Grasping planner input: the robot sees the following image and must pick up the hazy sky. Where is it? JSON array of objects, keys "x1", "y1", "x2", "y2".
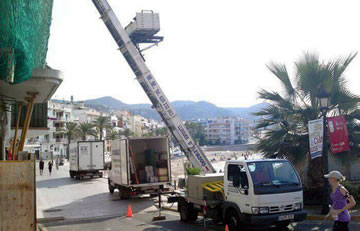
[{"x1": 47, "y1": 0, "x2": 360, "y2": 108}]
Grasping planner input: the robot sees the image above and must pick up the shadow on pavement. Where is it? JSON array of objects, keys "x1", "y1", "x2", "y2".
[
  {"x1": 40, "y1": 192, "x2": 156, "y2": 220},
  {"x1": 36, "y1": 177, "x2": 96, "y2": 188}
]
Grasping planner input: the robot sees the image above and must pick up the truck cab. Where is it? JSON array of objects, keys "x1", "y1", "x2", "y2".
[
  {"x1": 223, "y1": 159, "x2": 307, "y2": 229},
  {"x1": 175, "y1": 159, "x2": 307, "y2": 230}
]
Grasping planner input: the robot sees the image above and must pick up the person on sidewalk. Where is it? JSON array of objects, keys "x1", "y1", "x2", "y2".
[
  {"x1": 324, "y1": 171, "x2": 356, "y2": 231},
  {"x1": 48, "y1": 161, "x2": 53, "y2": 176},
  {"x1": 55, "y1": 157, "x2": 59, "y2": 170},
  {"x1": 39, "y1": 159, "x2": 45, "y2": 175}
]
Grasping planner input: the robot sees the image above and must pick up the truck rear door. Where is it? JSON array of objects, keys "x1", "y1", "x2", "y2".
[
  {"x1": 78, "y1": 142, "x2": 91, "y2": 171},
  {"x1": 91, "y1": 142, "x2": 104, "y2": 170},
  {"x1": 120, "y1": 139, "x2": 129, "y2": 185}
]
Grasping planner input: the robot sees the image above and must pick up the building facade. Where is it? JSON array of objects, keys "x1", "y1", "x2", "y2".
[{"x1": 204, "y1": 117, "x2": 251, "y2": 145}]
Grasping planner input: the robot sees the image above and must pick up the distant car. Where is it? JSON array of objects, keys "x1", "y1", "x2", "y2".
[{"x1": 59, "y1": 159, "x2": 64, "y2": 166}]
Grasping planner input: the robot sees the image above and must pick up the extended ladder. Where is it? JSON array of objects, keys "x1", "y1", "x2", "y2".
[{"x1": 92, "y1": 0, "x2": 216, "y2": 173}]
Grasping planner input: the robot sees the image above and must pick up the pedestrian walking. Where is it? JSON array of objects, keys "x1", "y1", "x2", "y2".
[
  {"x1": 48, "y1": 161, "x2": 53, "y2": 175},
  {"x1": 39, "y1": 159, "x2": 44, "y2": 175},
  {"x1": 56, "y1": 157, "x2": 59, "y2": 170},
  {"x1": 324, "y1": 171, "x2": 356, "y2": 231}
]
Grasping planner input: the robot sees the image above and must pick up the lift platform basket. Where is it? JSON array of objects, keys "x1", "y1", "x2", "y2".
[{"x1": 125, "y1": 11, "x2": 160, "y2": 44}]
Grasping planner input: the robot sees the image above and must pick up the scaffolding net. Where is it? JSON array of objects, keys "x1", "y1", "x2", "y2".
[{"x1": 0, "y1": 0, "x2": 54, "y2": 84}]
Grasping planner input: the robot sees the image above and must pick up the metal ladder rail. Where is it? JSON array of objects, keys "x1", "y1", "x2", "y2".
[{"x1": 92, "y1": 0, "x2": 216, "y2": 173}]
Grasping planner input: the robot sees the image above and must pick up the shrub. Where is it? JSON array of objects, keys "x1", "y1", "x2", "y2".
[
  {"x1": 342, "y1": 181, "x2": 360, "y2": 202},
  {"x1": 186, "y1": 167, "x2": 201, "y2": 176}
]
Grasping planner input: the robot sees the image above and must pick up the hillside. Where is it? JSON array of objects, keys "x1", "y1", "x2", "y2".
[{"x1": 80, "y1": 96, "x2": 267, "y2": 121}]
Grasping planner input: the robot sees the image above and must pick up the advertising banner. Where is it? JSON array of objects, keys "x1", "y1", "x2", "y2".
[
  {"x1": 327, "y1": 116, "x2": 350, "y2": 154},
  {"x1": 308, "y1": 118, "x2": 323, "y2": 159}
]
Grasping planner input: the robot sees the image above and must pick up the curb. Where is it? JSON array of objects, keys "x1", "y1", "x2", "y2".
[
  {"x1": 37, "y1": 217, "x2": 65, "y2": 223},
  {"x1": 38, "y1": 224, "x2": 48, "y2": 231},
  {"x1": 307, "y1": 215, "x2": 360, "y2": 221},
  {"x1": 160, "y1": 206, "x2": 360, "y2": 221}
]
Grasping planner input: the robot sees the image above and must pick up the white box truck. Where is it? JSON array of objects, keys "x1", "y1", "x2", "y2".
[
  {"x1": 168, "y1": 159, "x2": 307, "y2": 230},
  {"x1": 69, "y1": 141, "x2": 105, "y2": 180},
  {"x1": 108, "y1": 136, "x2": 171, "y2": 199}
]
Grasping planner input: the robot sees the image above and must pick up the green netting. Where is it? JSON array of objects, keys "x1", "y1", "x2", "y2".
[{"x1": 0, "y1": 0, "x2": 54, "y2": 84}]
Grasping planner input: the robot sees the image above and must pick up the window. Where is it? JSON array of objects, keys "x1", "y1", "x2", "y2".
[
  {"x1": 248, "y1": 161, "x2": 300, "y2": 187},
  {"x1": 227, "y1": 164, "x2": 249, "y2": 189}
]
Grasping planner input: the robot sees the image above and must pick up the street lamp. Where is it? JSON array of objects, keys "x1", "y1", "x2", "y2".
[{"x1": 317, "y1": 86, "x2": 331, "y2": 214}]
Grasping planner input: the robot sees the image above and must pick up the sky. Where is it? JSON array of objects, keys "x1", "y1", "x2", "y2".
[{"x1": 47, "y1": 0, "x2": 360, "y2": 108}]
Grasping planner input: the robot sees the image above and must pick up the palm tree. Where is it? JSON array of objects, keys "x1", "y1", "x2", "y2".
[
  {"x1": 107, "y1": 130, "x2": 119, "y2": 141},
  {"x1": 77, "y1": 122, "x2": 97, "y2": 141},
  {"x1": 62, "y1": 122, "x2": 78, "y2": 160},
  {"x1": 94, "y1": 116, "x2": 111, "y2": 141},
  {"x1": 254, "y1": 52, "x2": 360, "y2": 188}
]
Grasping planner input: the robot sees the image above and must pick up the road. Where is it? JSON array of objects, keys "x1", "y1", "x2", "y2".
[{"x1": 37, "y1": 162, "x2": 360, "y2": 231}]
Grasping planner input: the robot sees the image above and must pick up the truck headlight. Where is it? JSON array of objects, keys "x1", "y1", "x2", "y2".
[
  {"x1": 294, "y1": 203, "x2": 302, "y2": 210},
  {"x1": 252, "y1": 207, "x2": 259, "y2": 214},
  {"x1": 252, "y1": 207, "x2": 269, "y2": 214}
]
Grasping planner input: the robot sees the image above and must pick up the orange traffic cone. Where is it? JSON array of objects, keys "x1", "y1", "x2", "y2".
[
  {"x1": 126, "y1": 204, "x2": 133, "y2": 218},
  {"x1": 225, "y1": 224, "x2": 229, "y2": 231}
]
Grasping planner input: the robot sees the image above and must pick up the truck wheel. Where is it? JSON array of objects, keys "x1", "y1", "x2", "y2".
[
  {"x1": 69, "y1": 171, "x2": 73, "y2": 178},
  {"x1": 108, "y1": 180, "x2": 115, "y2": 194},
  {"x1": 179, "y1": 201, "x2": 198, "y2": 223},
  {"x1": 75, "y1": 175, "x2": 80, "y2": 180},
  {"x1": 225, "y1": 210, "x2": 241, "y2": 231}
]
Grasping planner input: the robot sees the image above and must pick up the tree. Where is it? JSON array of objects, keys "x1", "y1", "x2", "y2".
[
  {"x1": 62, "y1": 122, "x2": 78, "y2": 160},
  {"x1": 254, "y1": 52, "x2": 360, "y2": 188},
  {"x1": 94, "y1": 116, "x2": 111, "y2": 141},
  {"x1": 185, "y1": 122, "x2": 208, "y2": 145},
  {"x1": 154, "y1": 127, "x2": 167, "y2": 136},
  {"x1": 77, "y1": 122, "x2": 97, "y2": 141},
  {"x1": 106, "y1": 129, "x2": 119, "y2": 141},
  {"x1": 119, "y1": 128, "x2": 135, "y2": 138}
]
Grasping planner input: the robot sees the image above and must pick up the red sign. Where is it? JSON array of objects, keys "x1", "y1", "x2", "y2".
[{"x1": 327, "y1": 116, "x2": 350, "y2": 154}]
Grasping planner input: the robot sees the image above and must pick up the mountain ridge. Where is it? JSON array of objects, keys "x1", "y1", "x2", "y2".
[{"x1": 80, "y1": 96, "x2": 267, "y2": 120}]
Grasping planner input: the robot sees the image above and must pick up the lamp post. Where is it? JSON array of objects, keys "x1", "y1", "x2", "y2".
[{"x1": 317, "y1": 87, "x2": 331, "y2": 215}]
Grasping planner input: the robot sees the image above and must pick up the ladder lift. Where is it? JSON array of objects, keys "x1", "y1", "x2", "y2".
[{"x1": 91, "y1": 0, "x2": 216, "y2": 173}]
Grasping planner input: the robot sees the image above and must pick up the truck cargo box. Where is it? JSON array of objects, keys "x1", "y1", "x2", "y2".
[
  {"x1": 69, "y1": 141, "x2": 105, "y2": 178},
  {"x1": 110, "y1": 136, "x2": 171, "y2": 187}
]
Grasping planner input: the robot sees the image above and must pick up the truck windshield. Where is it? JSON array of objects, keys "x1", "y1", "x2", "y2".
[{"x1": 247, "y1": 161, "x2": 300, "y2": 187}]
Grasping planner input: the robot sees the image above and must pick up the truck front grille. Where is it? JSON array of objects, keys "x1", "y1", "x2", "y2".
[{"x1": 269, "y1": 204, "x2": 293, "y2": 213}]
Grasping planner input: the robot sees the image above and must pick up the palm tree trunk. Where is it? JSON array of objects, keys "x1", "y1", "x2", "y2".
[
  {"x1": 100, "y1": 128, "x2": 103, "y2": 141},
  {"x1": 67, "y1": 135, "x2": 71, "y2": 160}
]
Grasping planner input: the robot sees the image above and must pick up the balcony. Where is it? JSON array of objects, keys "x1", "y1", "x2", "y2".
[
  {"x1": 55, "y1": 138, "x2": 67, "y2": 143},
  {"x1": 55, "y1": 127, "x2": 65, "y2": 133}
]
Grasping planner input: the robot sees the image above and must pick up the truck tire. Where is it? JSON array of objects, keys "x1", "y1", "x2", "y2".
[
  {"x1": 179, "y1": 201, "x2": 198, "y2": 223},
  {"x1": 119, "y1": 187, "x2": 130, "y2": 200},
  {"x1": 108, "y1": 180, "x2": 115, "y2": 194},
  {"x1": 75, "y1": 175, "x2": 80, "y2": 180},
  {"x1": 69, "y1": 171, "x2": 74, "y2": 178},
  {"x1": 225, "y1": 209, "x2": 241, "y2": 231}
]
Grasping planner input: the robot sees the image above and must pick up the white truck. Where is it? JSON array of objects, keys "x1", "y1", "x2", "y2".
[
  {"x1": 108, "y1": 137, "x2": 171, "y2": 199},
  {"x1": 69, "y1": 141, "x2": 105, "y2": 180},
  {"x1": 91, "y1": 1, "x2": 307, "y2": 229},
  {"x1": 169, "y1": 159, "x2": 307, "y2": 230}
]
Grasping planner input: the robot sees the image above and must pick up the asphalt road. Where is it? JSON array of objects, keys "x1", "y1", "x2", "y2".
[{"x1": 37, "y1": 161, "x2": 360, "y2": 231}]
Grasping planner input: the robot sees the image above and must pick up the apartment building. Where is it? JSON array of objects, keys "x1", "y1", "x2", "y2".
[{"x1": 205, "y1": 117, "x2": 251, "y2": 145}]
